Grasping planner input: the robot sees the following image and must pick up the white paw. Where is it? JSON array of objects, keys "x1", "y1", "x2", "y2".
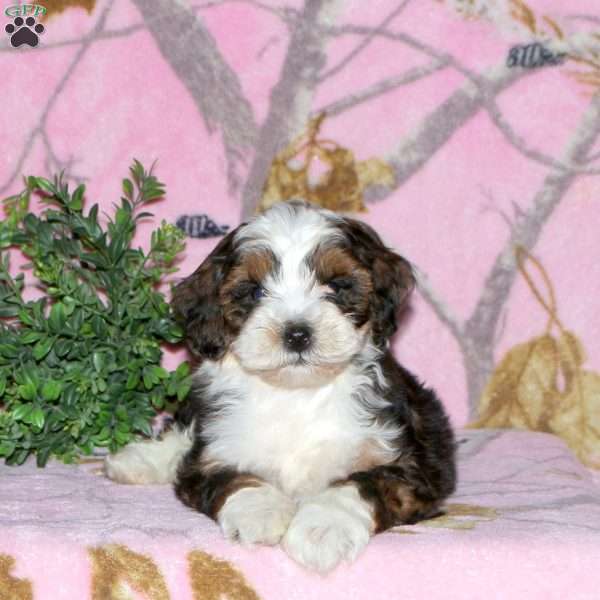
[
  {"x1": 218, "y1": 485, "x2": 297, "y2": 547},
  {"x1": 282, "y1": 485, "x2": 373, "y2": 573},
  {"x1": 104, "y1": 428, "x2": 192, "y2": 485},
  {"x1": 104, "y1": 444, "x2": 164, "y2": 485}
]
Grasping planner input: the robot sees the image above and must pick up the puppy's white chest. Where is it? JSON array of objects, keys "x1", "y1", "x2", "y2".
[{"x1": 202, "y1": 372, "x2": 385, "y2": 497}]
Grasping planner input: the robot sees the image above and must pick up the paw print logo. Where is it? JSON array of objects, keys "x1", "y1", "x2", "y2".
[{"x1": 5, "y1": 16, "x2": 45, "y2": 48}]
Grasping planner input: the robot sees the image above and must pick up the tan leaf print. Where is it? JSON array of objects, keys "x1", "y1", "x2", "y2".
[
  {"x1": 423, "y1": 504, "x2": 499, "y2": 530},
  {"x1": 0, "y1": 555, "x2": 33, "y2": 600},
  {"x1": 541, "y1": 15, "x2": 564, "y2": 40},
  {"x1": 549, "y1": 369, "x2": 600, "y2": 469},
  {"x1": 471, "y1": 334, "x2": 561, "y2": 430},
  {"x1": 259, "y1": 113, "x2": 395, "y2": 213},
  {"x1": 393, "y1": 504, "x2": 499, "y2": 532},
  {"x1": 471, "y1": 247, "x2": 600, "y2": 469},
  {"x1": 89, "y1": 545, "x2": 170, "y2": 600},
  {"x1": 188, "y1": 550, "x2": 261, "y2": 600},
  {"x1": 40, "y1": 0, "x2": 96, "y2": 20},
  {"x1": 509, "y1": 0, "x2": 537, "y2": 33}
]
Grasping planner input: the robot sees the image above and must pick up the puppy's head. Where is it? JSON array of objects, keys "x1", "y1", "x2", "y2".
[{"x1": 172, "y1": 202, "x2": 414, "y2": 386}]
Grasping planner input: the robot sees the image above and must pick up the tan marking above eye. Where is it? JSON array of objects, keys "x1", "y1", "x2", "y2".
[
  {"x1": 243, "y1": 249, "x2": 276, "y2": 281},
  {"x1": 312, "y1": 246, "x2": 372, "y2": 292},
  {"x1": 221, "y1": 249, "x2": 276, "y2": 300}
]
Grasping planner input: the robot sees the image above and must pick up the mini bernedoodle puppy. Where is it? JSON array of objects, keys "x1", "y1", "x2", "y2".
[{"x1": 105, "y1": 201, "x2": 456, "y2": 573}]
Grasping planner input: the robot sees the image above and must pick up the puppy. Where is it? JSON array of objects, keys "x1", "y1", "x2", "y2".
[{"x1": 105, "y1": 201, "x2": 456, "y2": 573}]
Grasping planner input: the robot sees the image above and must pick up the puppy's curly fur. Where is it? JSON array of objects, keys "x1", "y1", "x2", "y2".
[{"x1": 105, "y1": 202, "x2": 456, "y2": 572}]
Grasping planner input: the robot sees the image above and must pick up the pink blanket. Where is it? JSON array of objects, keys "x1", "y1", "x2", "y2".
[{"x1": 2, "y1": 429, "x2": 599, "y2": 599}]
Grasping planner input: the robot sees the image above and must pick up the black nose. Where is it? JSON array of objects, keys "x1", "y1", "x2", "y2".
[{"x1": 283, "y1": 323, "x2": 312, "y2": 353}]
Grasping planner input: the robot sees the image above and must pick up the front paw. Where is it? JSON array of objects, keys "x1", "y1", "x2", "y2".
[
  {"x1": 282, "y1": 486, "x2": 373, "y2": 573},
  {"x1": 218, "y1": 485, "x2": 296, "y2": 546}
]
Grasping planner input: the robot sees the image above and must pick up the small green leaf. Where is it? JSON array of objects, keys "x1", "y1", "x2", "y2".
[
  {"x1": 93, "y1": 426, "x2": 111, "y2": 443},
  {"x1": 166, "y1": 379, "x2": 177, "y2": 396},
  {"x1": 122, "y1": 178, "x2": 134, "y2": 199},
  {"x1": 31, "y1": 300, "x2": 44, "y2": 321},
  {"x1": 152, "y1": 366, "x2": 168, "y2": 380},
  {"x1": 36, "y1": 447, "x2": 51, "y2": 467},
  {"x1": 134, "y1": 211, "x2": 153, "y2": 222},
  {"x1": 142, "y1": 369, "x2": 154, "y2": 390},
  {"x1": 20, "y1": 331, "x2": 43, "y2": 344},
  {"x1": 0, "y1": 344, "x2": 19, "y2": 358},
  {"x1": 0, "y1": 228, "x2": 13, "y2": 249},
  {"x1": 17, "y1": 381, "x2": 36, "y2": 401},
  {"x1": 131, "y1": 414, "x2": 153, "y2": 437},
  {"x1": 177, "y1": 381, "x2": 191, "y2": 402},
  {"x1": 0, "y1": 441, "x2": 16, "y2": 458},
  {"x1": 175, "y1": 362, "x2": 190, "y2": 379},
  {"x1": 114, "y1": 429, "x2": 130, "y2": 446},
  {"x1": 18, "y1": 308, "x2": 35, "y2": 326},
  {"x1": 80, "y1": 253, "x2": 108, "y2": 269},
  {"x1": 88, "y1": 203, "x2": 99, "y2": 225},
  {"x1": 54, "y1": 338, "x2": 71, "y2": 357},
  {"x1": 115, "y1": 405, "x2": 128, "y2": 421},
  {"x1": 63, "y1": 296, "x2": 76, "y2": 316},
  {"x1": 12, "y1": 404, "x2": 32, "y2": 421},
  {"x1": 48, "y1": 302, "x2": 66, "y2": 331},
  {"x1": 114, "y1": 207, "x2": 131, "y2": 229},
  {"x1": 126, "y1": 371, "x2": 140, "y2": 390},
  {"x1": 130, "y1": 159, "x2": 145, "y2": 186},
  {"x1": 41, "y1": 380, "x2": 62, "y2": 401},
  {"x1": 163, "y1": 324, "x2": 184, "y2": 343},
  {"x1": 30, "y1": 407, "x2": 45, "y2": 429},
  {"x1": 92, "y1": 351, "x2": 105, "y2": 373},
  {"x1": 11, "y1": 449, "x2": 30, "y2": 466},
  {"x1": 69, "y1": 185, "x2": 84, "y2": 211},
  {"x1": 32, "y1": 338, "x2": 53, "y2": 360},
  {"x1": 62, "y1": 383, "x2": 78, "y2": 406},
  {"x1": 21, "y1": 363, "x2": 39, "y2": 387},
  {"x1": 151, "y1": 392, "x2": 164, "y2": 410},
  {"x1": 34, "y1": 177, "x2": 56, "y2": 195}
]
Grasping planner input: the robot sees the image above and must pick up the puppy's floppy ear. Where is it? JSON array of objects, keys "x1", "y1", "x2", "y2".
[
  {"x1": 171, "y1": 226, "x2": 242, "y2": 360},
  {"x1": 340, "y1": 218, "x2": 415, "y2": 347}
]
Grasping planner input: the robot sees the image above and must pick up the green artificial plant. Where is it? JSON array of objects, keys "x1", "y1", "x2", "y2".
[{"x1": 0, "y1": 160, "x2": 191, "y2": 466}]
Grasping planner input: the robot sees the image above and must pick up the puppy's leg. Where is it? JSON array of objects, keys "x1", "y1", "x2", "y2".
[
  {"x1": 104, "y1": 426, "x2": 192, "y2": 485},
  {"x1": 282, "y1": 485, "x2": 374, "y2": 573},
  {"x1": 283, "y1": 466, "x2": 443, "y2": 573},
  {"x1": 175, "y1": 445, "x2": 296, "y2": 546},
  {"x1": 346, "y1": 465, "x2": 445, "y2": 530}
]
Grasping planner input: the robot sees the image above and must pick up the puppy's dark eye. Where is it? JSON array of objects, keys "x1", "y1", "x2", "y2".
[
  {"x1": 231, "y1": 282, "x2": 265, "y2": 301},
  {"x1": 327, "y1": 277, "x2": 354, "y2": 294},
  {"x1": 252, "y1": 286, "x2": 265, "y2": 300}
]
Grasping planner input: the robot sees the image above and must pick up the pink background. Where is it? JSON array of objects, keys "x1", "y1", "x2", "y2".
[{"x1": 1, "y1": 0, "x2": 600, "y2": 426}]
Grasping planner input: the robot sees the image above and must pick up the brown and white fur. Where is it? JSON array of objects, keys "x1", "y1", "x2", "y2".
[{"x1": 104, "y1": 201, "x2": 456, "y2": 573}]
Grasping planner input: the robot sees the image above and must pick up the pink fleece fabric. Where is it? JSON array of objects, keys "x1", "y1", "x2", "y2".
[{"x1": 2, "y1": 430, "x2": 599, "y2": 599}]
